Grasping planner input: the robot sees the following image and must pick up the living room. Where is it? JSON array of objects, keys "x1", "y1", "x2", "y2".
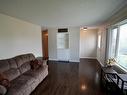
[{"x1": 0, "y1": 0, "x2": 127, "y2": 95}]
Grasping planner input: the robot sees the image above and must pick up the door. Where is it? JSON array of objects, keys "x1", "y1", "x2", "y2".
[{"x1": 42, "y1": 30, "x2": 49, "y2": 60}]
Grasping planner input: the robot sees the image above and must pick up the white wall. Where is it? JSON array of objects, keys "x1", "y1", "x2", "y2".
[
  {"x1": 48, "y1": 28, "x2": 57, "y2": 60},
  {"x1": 0, "y1": 13, "x2": 42, "y2": 59},
  {"x1": 48, "y1": 27, "x2": 80, "y2": 62},
  {"x1": 80, "y1": 29, "x2": 98, "y2": 58},
  {"x1": 69, "y1": 27, "x2": 80, "y2": 62}
]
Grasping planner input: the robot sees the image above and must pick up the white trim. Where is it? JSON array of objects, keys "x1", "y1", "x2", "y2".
[
  {"x1": 49, "y1": 58, "x2": 58, "y2": 61},
  {"x1": 57, "y1": 58, "x2": 70, "y2": 61},
  {"x1": 69, "y1": 59, "x2": 80, "y2": 63},
  {"x1": 80, "y1": 57, "x2": 97, "y2": 59},
  {"x1": 49, "y1": 58, "x2": 80, "y2": 63}
]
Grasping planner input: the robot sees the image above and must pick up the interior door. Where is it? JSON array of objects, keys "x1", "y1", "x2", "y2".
[{"x1": 42, "y1": 30, "x2": 49, "y2": 60}]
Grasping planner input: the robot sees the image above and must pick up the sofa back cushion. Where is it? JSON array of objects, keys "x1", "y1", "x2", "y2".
[
  {"x1": 7, "y1": 58, "x2": 18, "y2": 69},
  {"x1": 14, "y1": 53, "x2": 35, "y2": 68},
  {"x1": 0, "y1": 60, "x2": 10, "y2": 73},
  {"x1": 3, "y1": 68, "x2": 20, "y2": 81},
  {"x1": 0, "y1": 58, "x2": 18, "y2": 73},
  {"x1": 29, "y1": 54, "x2": 36, "y2": 61},
  {"x1": 19, "y1": 62, "x2": 31, "y2": 74},
  {"x1": 0, "y1": 58, "x2": 20, "y2": 81}
]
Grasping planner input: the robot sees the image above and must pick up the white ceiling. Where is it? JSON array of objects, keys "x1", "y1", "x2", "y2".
[{"x1": 0, "y1": 0, "x2": 126, "y2": 28}]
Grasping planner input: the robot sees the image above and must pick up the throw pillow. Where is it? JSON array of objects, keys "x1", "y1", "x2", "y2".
[
  {"x1": 37, "y1": 59, "x2": 43, "y2": 65},
  {"x1": 30, "y1": 59, "x2": 40, "y2": 70},
  {"x1": 0, "y1": 73, "x2": 10, "y2": 88}
]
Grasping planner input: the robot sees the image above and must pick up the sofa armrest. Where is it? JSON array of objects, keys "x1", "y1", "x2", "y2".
[
  {"x1": 0, "y1": 85, "x2": 7, "y2": 95},
  {"x1": 36, "y1": 57, "x2": 47, "y2": 66}
]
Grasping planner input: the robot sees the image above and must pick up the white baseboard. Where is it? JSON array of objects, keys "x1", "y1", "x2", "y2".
[
  {"x1": 80, "y1": 57, "x2": 97, "y2": 59},
  {"x1": 69, "y1": 59, "x2": 80, "y2": 63},
  {"x1": 49, "y1": 58, "x2": 58, "y2": 61},
  {"x1": 49, "y1": 58, "x2": 80, "y2": 63}
]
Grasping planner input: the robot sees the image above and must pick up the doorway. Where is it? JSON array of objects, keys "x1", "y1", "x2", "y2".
[{"x1": 42, "y1": 29, "x2": 49, "y2": 60}]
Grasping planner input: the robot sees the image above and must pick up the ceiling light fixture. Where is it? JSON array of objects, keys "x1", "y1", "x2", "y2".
[{"x1": 83, "y1": 27, "x2": 87, "y2": 30}]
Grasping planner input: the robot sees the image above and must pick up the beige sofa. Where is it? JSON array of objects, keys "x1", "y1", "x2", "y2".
[{"x1": 0, "y1": 53, "x2": 48, "y2": 95}]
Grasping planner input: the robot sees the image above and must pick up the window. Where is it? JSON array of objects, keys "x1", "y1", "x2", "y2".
[
  {"x1": 98, "y1": 34, "x2": 101, "y2": 48},
  {"x1": 109, "y1": 20, "x2": 127, "y2": 69},
  {"x1": 117, "y1": 23, "x2": 127, "y2": 68}
]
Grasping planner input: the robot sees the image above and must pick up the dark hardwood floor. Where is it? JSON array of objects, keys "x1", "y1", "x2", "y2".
[{"x1": 31, "y1": 59, "x2": 106, "y2": 95}]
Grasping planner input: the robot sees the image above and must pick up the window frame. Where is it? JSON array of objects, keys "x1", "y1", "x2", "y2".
[{"x1": 98, "y1": 34, "x2": 101, "y2": 49}]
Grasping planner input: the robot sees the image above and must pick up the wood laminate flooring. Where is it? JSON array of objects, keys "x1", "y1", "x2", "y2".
[{"x1": 31, "y1": 59, "x2": 106, "y2": 95}]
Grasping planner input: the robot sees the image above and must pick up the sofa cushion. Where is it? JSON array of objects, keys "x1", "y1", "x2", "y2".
[
  {"x1": 14, "y1": 56, "x2": 23, "y2": 68},
  {"x1": 20, "y1": 55, "x2": 30, "y2": 63},
  {"x1": 23, "y1": 69, "x2": 41, "y2": 79},
  {"x1": 23, "y1": 65, "x2": 48, "y2": 80},
  {"x1": 14, "y1": 53, "x2": 35, "y2": 68},
  {"x1": 6, "y1": 75, "x2": 35, "y2": 95},
  {"x1": 7, "y1": 58, "x2": 17, "y2": 69},
  {"x1": 3, "y1": 68, "x2": 20, "y2": 81},
  {"x1": 19, "y1": 53, "x2": 35, "y2": 63},
  {"x1": 11, "y1": 75, "x2": 35, "y2": 87},
  {"x1": 29, "y1": 54, "x2": 35, "y2": 61},
  {"x1": 0, "y1": 60, "x2": 10, "y2": 73},
  {"x1": 19, "y1": 62, "x2": 31, "y2": 74}
]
